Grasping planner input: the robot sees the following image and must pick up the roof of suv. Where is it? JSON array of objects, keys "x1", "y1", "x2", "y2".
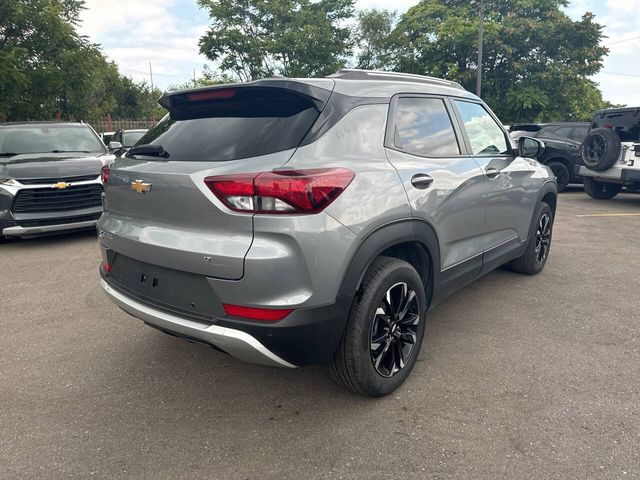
[{"x1": 161, "y1": 69, "x2": 479, "y2": 107}]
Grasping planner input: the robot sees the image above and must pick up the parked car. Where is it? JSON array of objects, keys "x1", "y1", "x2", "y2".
[
  {"x1": 579, "y1": 107, "x2": 640, "y2": 199},
  {"x1": 98, "y1": 69, "x2": 557, "y2": 397},
  {"x1": 509, "y1": 122, "x2": 590, "y2": 192},
  {"x1": 509, "y1": 122, "x2": 590, "y2": 143},
  {"x1": 108, "y1": 128, "x2": 148, "y2": 153},
  {"x1": 0, "y1": 121, "x2": 114, "y2": 240}
]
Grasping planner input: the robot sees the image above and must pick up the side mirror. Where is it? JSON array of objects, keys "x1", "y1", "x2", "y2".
[
  {"x1": 108, "y1": 141, "x2": 124, "y2": 156},
  {"x1": 518, "y1": 136, "x2": 545, "y2": 158}
]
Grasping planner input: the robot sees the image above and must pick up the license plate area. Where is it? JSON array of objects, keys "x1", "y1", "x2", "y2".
[{"x1": 109, "y1": 254, "x2": 224, "y2": 321}]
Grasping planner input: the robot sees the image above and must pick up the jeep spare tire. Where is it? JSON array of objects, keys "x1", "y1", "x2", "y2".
[{"x1": 581, "y1": 128, "x2": 621, "y2": 172}]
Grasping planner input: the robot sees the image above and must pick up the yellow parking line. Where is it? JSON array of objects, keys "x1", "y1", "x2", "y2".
[{"x1": 576, "y1": 213, "x2": 640, "y2": 217}]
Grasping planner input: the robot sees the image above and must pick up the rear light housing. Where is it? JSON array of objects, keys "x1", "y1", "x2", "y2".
[
  {"x1": 204, "y1": 168, "x2": 355, "y2": 214},
  {"x1": 101, "y1": 165, "x2": 110, "y2": 184},
  {"x1": 223, "y1": 304, "x2": 293, "y2": 321},
  {"x1": 187, "y1": 88, "x2": 237, "y2": 102}
]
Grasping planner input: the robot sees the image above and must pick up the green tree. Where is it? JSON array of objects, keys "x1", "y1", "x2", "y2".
[
  {"x1": 355, "y1": 9, "x2": 398, "y2": 70},
  {"x1": 197, "y1": 0, "x2": 355, "y2": 81},
  {"x1": 0, "y1": 0, "x2": 164, "y2": 121},
  {"x1": 369, "y1": 0, "x2": 610, "y2": 122}
]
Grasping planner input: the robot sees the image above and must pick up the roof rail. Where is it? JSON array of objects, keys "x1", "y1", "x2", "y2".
[{"x1": 329, "y1": 69, "x2": 464, "y2": 90}]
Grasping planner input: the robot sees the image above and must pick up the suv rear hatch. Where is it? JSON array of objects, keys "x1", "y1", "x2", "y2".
[{"x1": 99, "y1": 80, "x2": 334, "y2": 281}]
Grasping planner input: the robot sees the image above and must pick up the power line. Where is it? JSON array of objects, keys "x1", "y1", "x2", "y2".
[
  {"x1": 606, "y1": 35, "x2": 640, "y2": 46},
  {"x1": 600, "y1": 71, "x2": 640, "y2": 78}
]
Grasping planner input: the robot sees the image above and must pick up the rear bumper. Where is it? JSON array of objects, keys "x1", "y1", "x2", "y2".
[
  {"x1": 579, "y1": 165, "x2": 640, "y2": 183},
  {"x1": 101, "y1": 279, "x2": 296, "y2": 367},
  {"x1": 100, "y1": 276, "x2": 353, "y2": 367}
]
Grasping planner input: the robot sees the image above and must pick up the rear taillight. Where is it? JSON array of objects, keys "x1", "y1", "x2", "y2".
[
  {"x1": 204, "y1": 168, "x2": 355, "y2": 214},
  {"x1": 101, "y1": 165, "x2": 110, "y2": 184},
  {"x1": 223, "y1": 304, "x2": 293, "y2": 321}
]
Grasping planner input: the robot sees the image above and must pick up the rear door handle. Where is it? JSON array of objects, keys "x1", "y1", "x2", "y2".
[
  {"x1": 485, "y1": 167, "x2": 501, "y2": 179},
  {"x1": 411, "y1": 173, "x2": 434, "y2": 189}
]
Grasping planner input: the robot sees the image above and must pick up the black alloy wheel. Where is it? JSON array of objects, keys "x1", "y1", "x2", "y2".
[
  {"x1": 369, "y1": 282, "x2": 420, "y2": 377},
  {"x1": 534, "y1": 213, "x2": 552, "y2": 265}
]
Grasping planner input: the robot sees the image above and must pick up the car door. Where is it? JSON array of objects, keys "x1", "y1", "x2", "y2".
[
  {"x1": 384, "y1": 95, "x2": 487, "y2": 278},
  {"x1": 450, "y1": 99, "x2": 539, "y2": 271}
]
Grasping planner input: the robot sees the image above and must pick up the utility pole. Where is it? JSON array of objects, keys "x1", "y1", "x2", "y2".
[
  {"x1": 476, "y1": 0, "x2": 484, "y2": 97},
  {"x1": 149, "y1": 62, "x2": 155, "y2": 123}
]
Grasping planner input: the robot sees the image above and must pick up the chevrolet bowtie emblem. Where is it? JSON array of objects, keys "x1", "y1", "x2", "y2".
[
  {"x1": 52, "y1": 181, "x2": 70, "y2": 189},
  {"x1": 131, "y1": 179, "x2": 152, "y2": 194}
]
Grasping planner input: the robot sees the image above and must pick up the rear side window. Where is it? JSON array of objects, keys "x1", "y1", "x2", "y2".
[
  {"x1": 454, "y1": 100, "x2": 510, "y2": 156},
  {"x1": 547, "y1": 125, "x2": 572, "y2": 138},
  {"x1": 570, "y1": 126, "x2": 589, "y2": 142},
  {"x1": 393, "y1": 97, "x2": 460, "y2": 156},
  {"x1": 137, "y1": 88, "x2": 320, "y2": 161}
]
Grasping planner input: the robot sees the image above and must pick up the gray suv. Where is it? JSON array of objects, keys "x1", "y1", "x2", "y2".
[{"x1": 98, "y1": 70, "x2": 557, "y2": 397}]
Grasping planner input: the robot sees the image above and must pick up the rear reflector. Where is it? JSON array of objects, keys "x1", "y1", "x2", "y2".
[
  {"x1": 223, "y1": 304, "x2": 293, "y2": 321},
  {"x1": 204, "y1": 168, "x2": 355, "y2": 214},
  {"x1": 102, "y1": 261, "x2": 112, "y2": 273}
]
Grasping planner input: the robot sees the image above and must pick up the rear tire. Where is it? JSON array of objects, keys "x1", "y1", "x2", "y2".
[
  {"x1": 330, "y1": 256, "x2": 427, "y2": 397},
  {"x1": 508, "y1": 202, "x2": 553, "y2": 275},
  {"x1": 547, "y1": 161, "x2": 570, "y2": 192},
  {"x1": 583, "y1": 177, "x2": 622, "y2": 200}
]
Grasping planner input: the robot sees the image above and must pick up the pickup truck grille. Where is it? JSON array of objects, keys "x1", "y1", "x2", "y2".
[{"x1": 12, "y1": 184, "x2": 103, "y2": 213}]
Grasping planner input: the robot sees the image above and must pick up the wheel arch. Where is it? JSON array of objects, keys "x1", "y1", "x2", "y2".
[
  {"x1": 529, "y1": 181, "x2": 558, "y2": 239},
  {"x1": 337, "y1": 220, "x2": 441, "y2": 309},
  {"x1": 544, "y1": 155, "x2": 573, "y2": 171}
]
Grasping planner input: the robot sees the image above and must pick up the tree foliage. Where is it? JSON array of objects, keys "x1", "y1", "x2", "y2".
[
  {"x1": 355, "y1": 9, "x2": 398, "y2": 70},
  {"x1": 198, "y1": 0, "x2": 355, "y2": 80},
  {"x1": 387, "y1": 0, "x2": 611, "y2": 121},
  {"x1": 0, "y1": 0, "x2": 160, "y2": 121},
  {"x1": 0, "y1": 0, "x2": 616, "y2": 124}
]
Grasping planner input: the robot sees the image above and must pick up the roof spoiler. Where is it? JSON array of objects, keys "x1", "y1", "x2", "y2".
[{"x1": 158, "y1": 78, "x2": 334, "y2": 112}]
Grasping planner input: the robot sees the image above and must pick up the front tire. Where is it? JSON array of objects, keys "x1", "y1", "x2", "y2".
[
  {"x1": 508, "y1": 202, "x2": 553, "y2": 275},
  {"x1": 547, "y1": 161, "x2": 570, "y2": 192},
  {"x1": 330, "y1": 257, "x2": 427, "y2": 397},
  {"x1": 583, "y1": 177, "x2": 622, "y2": 199}
]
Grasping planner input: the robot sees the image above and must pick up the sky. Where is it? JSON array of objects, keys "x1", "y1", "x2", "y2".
[{"x1": 78, "y1": 0, "x2": 640, "y2": 106}]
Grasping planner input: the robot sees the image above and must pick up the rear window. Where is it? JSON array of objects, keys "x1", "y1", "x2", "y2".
[
  {"x1": 393, "y1": 97, "x2": 460, "y2": 156},
  {"x1": 136, "y1": 88, "x2": 320, "y2": 161}
]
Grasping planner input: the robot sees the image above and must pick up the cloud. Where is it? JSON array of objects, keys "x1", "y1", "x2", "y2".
[
  {"x1": 79, "y1": 0, "x2": 640, "y2": 106},
  {"x1": 565, "y1": 0, "x2": 640, "y2": 106},
  {"x1": 78, "y1": 0, "x2": 209, "y2": 88}
]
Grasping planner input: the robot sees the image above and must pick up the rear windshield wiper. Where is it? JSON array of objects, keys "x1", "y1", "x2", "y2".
[
  {"x1": 0, "y1": 153, "x2": 18, "y2": 157},
  {"x1": 126, "y1": 144, "x2": 170, "y2": 158}
]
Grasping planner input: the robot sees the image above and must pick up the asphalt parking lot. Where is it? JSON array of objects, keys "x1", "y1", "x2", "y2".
[{"x1": 1, "y1": 190, "x2": 639, "y2": 479}]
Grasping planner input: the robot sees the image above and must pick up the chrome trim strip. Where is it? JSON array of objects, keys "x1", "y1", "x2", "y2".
[
  {"x1": 2, "y1": 219, "x2": 98, "y2": 236},
  {"x1": 100, "y1": 279, "x2": 296, "y2": 369}
]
